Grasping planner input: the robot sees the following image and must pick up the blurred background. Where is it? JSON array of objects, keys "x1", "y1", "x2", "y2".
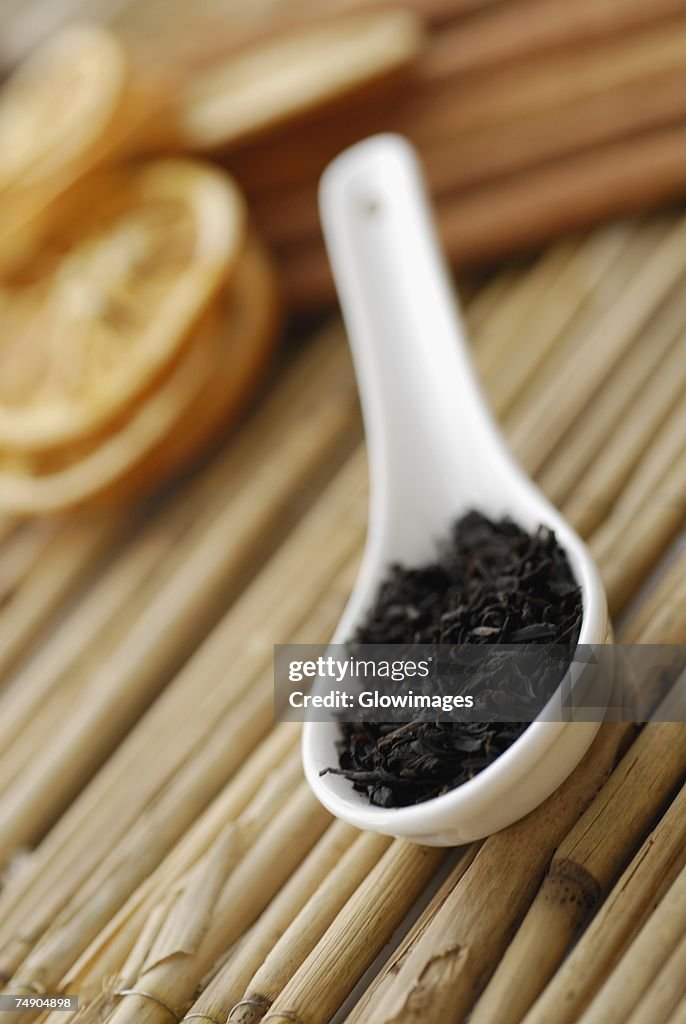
[{"x1": 5, "y1": 0, "x2": 686, "y2": 309}]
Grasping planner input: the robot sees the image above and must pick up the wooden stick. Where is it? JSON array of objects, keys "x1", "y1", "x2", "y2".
[
  {"x1": 281, "y1": 124, "x2": 686, "y2": 307},
  {"x1": 621, "y1": 554, "x2": 686, "y2": 646},
  {"x1": 187, "y1": 827, "x2": 388, "y2": 1023},
  {"x1": 483, "y1": 223, "x2": 633, "y2": 418},
  {"x1": 0, "y1": 329, "x2": 359, "y2": 865},
  {"x1": 0, "y1": 466, "x2": 365, "y2": 988},
  {"x1": 103, "y1": 783, "x2": 331, "y2": 1024},
  {"x1": 562, "y1": 340, "x2": 686, "y2": 536},
  {"x1": 232, "y1": 13, "x2": 686, "y2": 203},
  {"x1": 57, "y1": 725, "x2": 302, "y2": 1004},
  {"x1": 625, "y1": 931, "x2": 686, "y2": 1024},
  {"x1": 563, "y1": 337, "x2": 686, "y2": 536},
  {"x1": 257, "y1": 63, "x2": 686, "y2": 250},
  {"x1": 538, "y1": 257, "x2": 686, "y2": 504},
  {"x1": 0, "y1": 525, "x2": 175, "y2": 790},
  {"x1": 344, "y1": 844, "x2": 482, "y2": 1024},
  {"x1": 247, "y1": 841, "x2": 446, "y2": 1024},
  {"x1": 522, "y1": 781, "x2": 686, "y2": 1024},
  {"x1": 592, "y1": 438, "x2": 686, "y2": 615},
  {"x1": 0, "y1": 520, "x2": 57, "y2": 608},
  {"x1": 576, "y1": 861, "x2": 686, "y2": 1024},
  {"x1": 500, "y1": 217, "x2": 672, "y2": 436},
  {"x1": 470, "y1": 707, "x2": 686, "y2": 1024},
  {"x1": 412, "y1": 17, "x2": 686, "y2": 140},
  {"x1": 0, "y1": 517, "x2": 121, "y2": 681},
  {"x1": 425, "y1": 0, "x2": 686, "y2": 79},
  {"x1": 509, "y1": 214, "x2": 686, "y2": 473},
  {"x1": 340, "y1": 724, "x2": 627, "y2": 1024}
]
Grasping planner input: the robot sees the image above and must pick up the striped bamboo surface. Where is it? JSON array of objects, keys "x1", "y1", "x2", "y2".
[{"x1": 0, "y1": 211, "x2": 684, "y2": 1024}]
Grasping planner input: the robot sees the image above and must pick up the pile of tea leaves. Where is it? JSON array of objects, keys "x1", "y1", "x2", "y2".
[{"x1": 325, "y1": 511, "x2": 583, "y2": 807}]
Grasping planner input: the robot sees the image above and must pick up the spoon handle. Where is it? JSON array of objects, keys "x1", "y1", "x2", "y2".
[{"x1": 319, "y1": 134, "x2": 510, "y2": 552}]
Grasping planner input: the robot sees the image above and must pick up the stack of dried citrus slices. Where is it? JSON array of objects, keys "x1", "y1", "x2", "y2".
[
  {"x1": 0, "y1": 157, "x2": 279, "y2": 513},
  {"x1": 0, "y1": 27, "x2": 282, "y2": 514},
  {"x1": 0, "y1": 12, "x2": 423, "y2": 513}
]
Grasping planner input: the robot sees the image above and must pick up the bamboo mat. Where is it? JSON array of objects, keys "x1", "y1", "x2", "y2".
[{"x1": 0, "y1": 210, "x2": 684, "y2": 1024}]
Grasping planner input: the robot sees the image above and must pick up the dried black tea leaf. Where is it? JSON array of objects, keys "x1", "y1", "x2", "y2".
[{"x1": 324, "y1": 511, "x2": 583, "y2": 808}]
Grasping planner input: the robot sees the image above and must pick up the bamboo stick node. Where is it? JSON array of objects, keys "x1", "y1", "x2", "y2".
[
  {"x1": 116, "y1": 987, "x2": 182, "y2": 1021},
  {"x1": 228, "y1": 995, "x2": 272, "y2": 1023},
  {"x1": 542, "y1": 857, "x2": 603, "y2": 912}
]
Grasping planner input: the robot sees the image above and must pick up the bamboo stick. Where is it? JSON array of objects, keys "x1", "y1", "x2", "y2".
[
  {"x1": 470, "y1": 697, "x2": 686, "y2": 1024},
  {"x1": 8, "y1": 726, "x2": 304, "y2": 1024},
  {"x1": 344, "y1": 844, "x2": 482, "y2": 1024},
  {"x1": 621, "y1": 554, "x2": 686, "y2": 646},
  {"x1": 2, "y1": 216, "x2": 683, "y2": 1024},
  {"x1": 0, "y1": 520, "x2": 58, "y2": 607},
  {"x1": 0, "y1": 330, "x2": 359, "y2": 865},
  {"x1": 625, "y1": 932, "x2": 686, "y2": 1024},
  {"x1": 0, "y1": 516, "x2": 19, "y2": 550},
  {"x1": 483, "y1": 223, "x2": 633, "y2": 418},
  {"x1": 0, "y1": 526, "x2": 176, "y2": 791},
  {"x1": 595, "y1": 398, "x2": 686, "y2": 529},
  {"x1": 0, "y1": 517, "x2": 122, "y2": 681},
  {"x1": 0, "y1": 325, "x2": 353, "y2": 766},
  {"x1": 508, "y1": 214, "x2": 686, "y2": 473},
  {"x1": 538, "y1": 273, "x2": 686, "y2": 505},
  {"x1": 576, "y1": 861, "x2": 686, "y2": 1024},
  {"x1": 471, "y1": 238, "x2": 579, "y2": 380},
  {"x1": 187, "y1": 827, "x2": 388, "y2": 1024},
  {"x1": 666, "y1": 994, "x2": 686, "y2": 1024},
  {"x1": 101, "y1": 783, "x2": 331, "y2": 1024},
  {"x1": 592, "y1": 442, "x2": 686, "y2": 615},
  {"x1": 492, "y1": 218, "x2": 672, "y2": 437},
  {"x1": 22, "y1": 551, "x2": 357, "y2": 1007},
  {"x1": 522, "y1": 781, "x2": 686, "y2": 1024},
  {"x1": 245, "y1": 841, "x2": 446, "y2": 1024},
  {"x1": 56, "y1": 724, "x2": 303, "y2": 1006},
  {"x1": 564, "y1": 335, "x2": 686, "y2": 536},
  {"x1": 464, "y1": 264, "x2": 527, "y2": 336},
  {"x1": 0, "y1": 460, "x2": 366, "y2": 987},
  {"x1": 0, "y1": 335, "x2": 354, "y2": 905},
  {"x1": 341, "y1": 724, "x2": 628, "y2": 1024}
]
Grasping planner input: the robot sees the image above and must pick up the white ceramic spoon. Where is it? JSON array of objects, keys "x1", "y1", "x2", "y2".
[{"x1": 302, "y1": 134, "x2": 609, "y2": 845}]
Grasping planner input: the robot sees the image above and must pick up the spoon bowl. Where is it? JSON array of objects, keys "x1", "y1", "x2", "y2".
[{"x1": 302, "y1": 134, "x2": 610, "y2": 845}]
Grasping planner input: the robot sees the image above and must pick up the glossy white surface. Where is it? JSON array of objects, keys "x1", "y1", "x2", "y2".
[{"x1": 302, "y1": 135, "x2": 610, "y2": 844}]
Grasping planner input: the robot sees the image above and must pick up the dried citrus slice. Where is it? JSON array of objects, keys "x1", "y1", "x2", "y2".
[
  {"x1": 0, "y1": 159, "x2": 246, "y2": 450},
  {"x1": 170, "y1": 9, "x2": 423, "y2": 151},
  {"x1": 0, "y1": 24, "x2": 130, "y2": 192},
  {"x1": 0, "y1": 234, "x2": 280, "y2": 513},
  {"x1": 119, "y1": 233, "x2": 281, "y2": 500}
]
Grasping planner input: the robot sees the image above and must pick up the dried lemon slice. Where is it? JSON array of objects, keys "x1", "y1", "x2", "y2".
[
  {"x1": 0, "y1": 159, "x2": 246, "y2": 450},
  {"x1": 0, "y1": 24, "x2": 130, "y2": 193},
  {"x1": 171, "y1": 9, "x2": 423, "y2": 151},
  {"x1": 0, "y1": 234, "x2": 280, "y2": 513}
]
